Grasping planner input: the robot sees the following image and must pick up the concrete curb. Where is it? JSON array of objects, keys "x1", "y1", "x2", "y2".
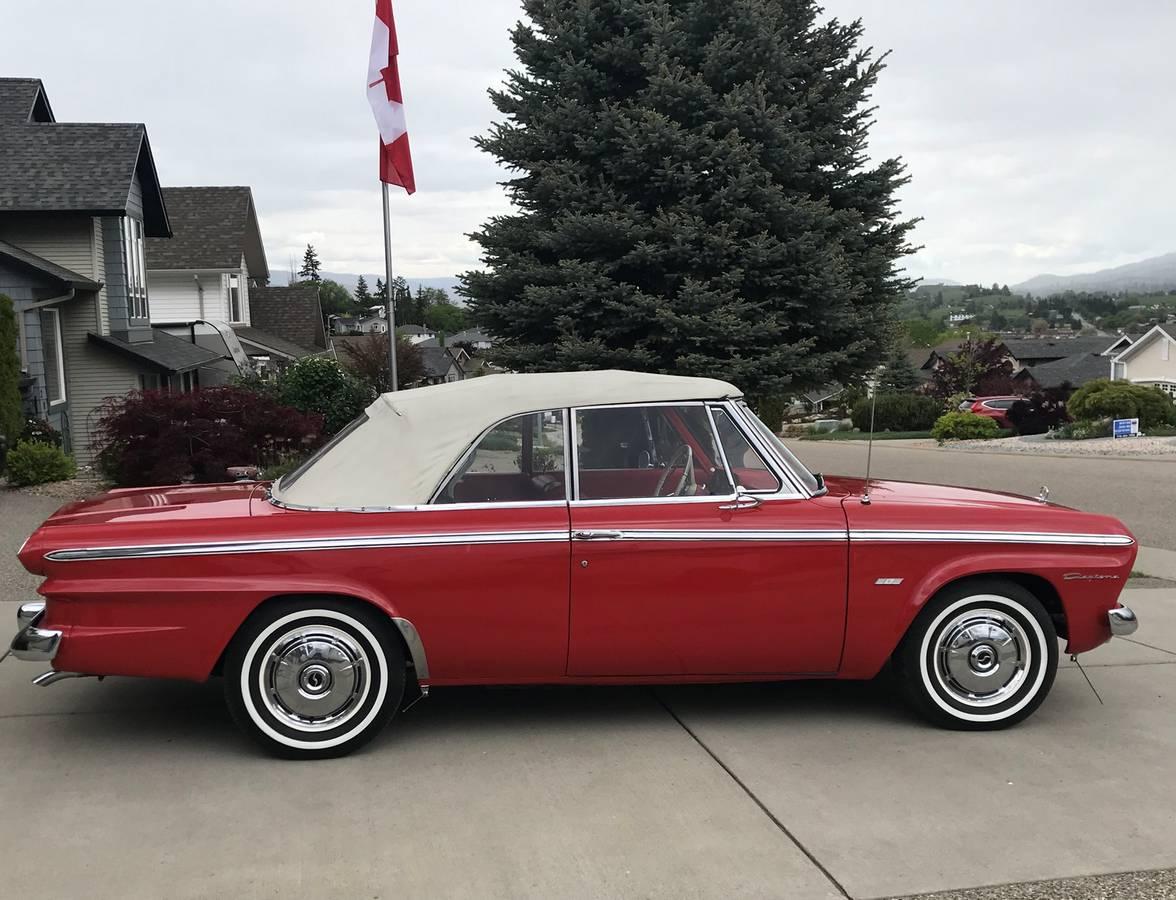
[{"x1": 1136, "y1": 546, "x2": 1176, "y2": 581}]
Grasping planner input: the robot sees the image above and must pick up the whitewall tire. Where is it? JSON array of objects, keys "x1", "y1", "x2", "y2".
[
  {"x1": 224, "y1": 599, "x2": 406, "y2": 759},
  {"x1": 894, "y1": 579, "x2": 1057, "y2": 730}
]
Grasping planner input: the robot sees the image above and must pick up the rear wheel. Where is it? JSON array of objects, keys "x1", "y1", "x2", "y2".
[
  {"x1": 894, "y1": 578, "x2": 1057, "y2": 730},
  {"x1": 224, "y1": 599, "x2": 405, "y2": 759}
]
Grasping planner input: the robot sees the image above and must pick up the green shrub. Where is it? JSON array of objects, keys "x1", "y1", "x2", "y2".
[
  {"x1": 851, "y1": 393, "x2": 941, "y2": 432},
  {"x1": 6, "y1": 440, "x2": 76, "y2": 486},
  {"x1": 1049, "y1": 419, "x2": 1110, "y2": 440},
  {"x1": 1068, "y1": 379, "x2": 1176, "y2": 429},
  {"x1": 271, "y1": 358, "x2": 376, "y2": 436},
  {"x1": 0, "y1": 296, "x2": 22, "y2": 453},
  {"x1": 932, "y1": 412, "x2": 1002, "y2": 443}
]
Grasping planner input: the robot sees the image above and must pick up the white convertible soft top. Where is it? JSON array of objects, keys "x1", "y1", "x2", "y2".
[{"x1": 272, "y1": 369, "x2": 741, "y2": 509}]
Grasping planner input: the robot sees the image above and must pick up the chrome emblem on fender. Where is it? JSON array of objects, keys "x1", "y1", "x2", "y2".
[
  {"x1": 1063, "y1": 572, "x2": 1121, "y2": 582},
  {"x1": 875, "y1": 577, "x2": 904, "y2": 586}
]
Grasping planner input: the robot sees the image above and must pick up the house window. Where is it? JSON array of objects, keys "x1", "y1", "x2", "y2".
[
  {"x1": 1152, "y1": 382, "x2": 1176, "y2": 397},
  {"x1": 228, "y1": 274, "x2": 242, "y2": 322},
  {"x1": 123, "y1": 217, "x2": 149, "y2": 320},
  {"x1": 39, "y1": 308, "x2": 66, "y2": 405}
]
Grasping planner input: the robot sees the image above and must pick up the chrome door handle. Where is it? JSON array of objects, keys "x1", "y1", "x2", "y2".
[
  {"x1": 572, "y1": 530, "x2": 624, "y2": 541},
  {"x1": 719, "y1": 493, "x2": 762, "y2": 511}
]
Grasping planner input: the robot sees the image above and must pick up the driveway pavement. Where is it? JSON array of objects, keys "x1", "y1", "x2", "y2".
[
  {"x1": 3, "y1": 485, "x2": 1176, "y2": 899},
  {"x1": 788, "y1": 439, "x2": 1176, "y2": 551}
]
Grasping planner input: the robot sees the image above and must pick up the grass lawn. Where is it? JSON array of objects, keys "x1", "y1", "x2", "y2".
[{"x1": 795, "y1": 430, "x2": 933, "y2": 441}]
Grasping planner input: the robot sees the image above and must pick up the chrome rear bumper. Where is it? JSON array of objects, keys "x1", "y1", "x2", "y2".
[
  {"x1": 8, "y1": 601, "x2": 61, "y2": 662},
  {"x1": 1108, "y1": 605, "x2": 1139, "y2": 637}
]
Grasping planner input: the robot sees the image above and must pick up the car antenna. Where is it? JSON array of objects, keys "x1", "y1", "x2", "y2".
[{"x1": 861, "y1": 366, "x2": 885, "y2": 506}]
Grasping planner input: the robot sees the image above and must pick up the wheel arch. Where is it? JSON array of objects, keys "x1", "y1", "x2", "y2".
[{"x1": 211, "y1": 592, "x2": 430, "y2": 689}]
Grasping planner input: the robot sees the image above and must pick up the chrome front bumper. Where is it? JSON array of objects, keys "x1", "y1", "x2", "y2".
[
  {"x1": 8, "y1": 601, "x2": 61, "y2": 662},
  {"x1": 1108, "y1": 605, "x2": 1139, "y2": 637}
]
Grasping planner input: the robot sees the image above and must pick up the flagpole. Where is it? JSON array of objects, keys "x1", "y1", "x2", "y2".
[{"x1": 381, "y1": 180, "x2": 399, "y2": 391}]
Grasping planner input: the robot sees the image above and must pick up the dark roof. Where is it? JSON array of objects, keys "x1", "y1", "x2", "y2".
[
  {"x1": 249, "y1": 284, "x2": 328, "y2": 353},
  {"x1": 1002, "y1": 336, "x2": 1113, "y2": 361},
  {"x1": 146, "y1": 187, "x2": 268, "y2": 277},
  {"x1": 420, "y1": 346, "x2": 460, "y2": 378},
  {"x1": 88, "y1": 329, "x2": 224, "y2": 374},
  {"x1": 397, "y1": 324, "x2": 433, "y2": 335},
  {"x1": 447, "y1": 328, "x2": 493, "y2": 344},
  {"x1": 0, "y1": 238, "x2": 100, "y2": 290},
  {"x1": 0, "y1": 123, "x2": 170, "y2": 236},
  {"x1": 232, "y1": 325, "x2": 321, "y2": 360},
  {"x1": 1021, "y1": 353, "x2": 1111, "y2": 389},
  {"x1": 0, "y1": 78, "x2": 54, "y2": 124}
]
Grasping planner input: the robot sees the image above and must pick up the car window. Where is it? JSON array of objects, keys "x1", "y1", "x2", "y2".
[
  {"x1": 575, "y1": 405, "x2": 734, "y2": 501},
  {"x1": 710, "y1": 406, "x2": 782, "y2": 492},
  {"x1": 984, "y1": 399, "x2": 1015, "y2": 410},
  {"x1": 735, "y1": 401, "x2": 821, "y2": 494},
  {"x1": 434, "y1": 410, "x2": 567, "y2": 504}
]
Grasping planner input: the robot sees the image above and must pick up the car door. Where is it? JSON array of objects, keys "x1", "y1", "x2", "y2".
[
  {"x1": 567, "y1": 402, "x2": 848, "y2": 676},
  {"x1": 422, "y1": 408, "x2": 572, "y2": 682}
]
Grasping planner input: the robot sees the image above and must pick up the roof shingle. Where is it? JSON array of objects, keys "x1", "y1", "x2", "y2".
[
  {"x1": 0, "y1": 78, "x2": 54, "y2": 124},
  {"x1": 146, "y1": 186, "x2": 268, "y2": 277},
  {"x1": 249, "y1": 284, "x2": 328, "y2": 353}
]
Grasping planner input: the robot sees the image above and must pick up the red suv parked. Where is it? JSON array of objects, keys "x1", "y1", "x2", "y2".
[{"x1": 959, "y1": 396, "x2": 1022, "y2": 430}]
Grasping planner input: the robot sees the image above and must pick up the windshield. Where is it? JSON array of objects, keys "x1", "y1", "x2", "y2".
[{"x1": 736, "y1": 401, "x2": 822, "y2": 494}]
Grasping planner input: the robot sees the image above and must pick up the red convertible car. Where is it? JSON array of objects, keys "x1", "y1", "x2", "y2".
[{"x1": 8, "y1": 371, "x2": 1139, "y2": 758}]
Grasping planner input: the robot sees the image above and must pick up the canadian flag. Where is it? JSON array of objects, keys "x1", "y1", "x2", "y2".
[{"x1": 367, "y1": 0, "x2": 415, "y2": 193}]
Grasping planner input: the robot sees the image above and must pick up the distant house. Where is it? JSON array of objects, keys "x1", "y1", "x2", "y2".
[
  {"x1": 397, "y1": 323, "x2": 436, "y2": 344},
  {"x1": 787, "y1": 384, "x2": 843, "y2": 416},
  {"x1": 1111, "y1": 324, "x2": 1176, "y2": 398},
  {"x1": 330, "y1": 315, "x2": 361, "y2": 335},
  {"x1": 0, "y1": 77, "x2": 223, "y2": 461},
  {"x1": 419, "y1": 346, "x2": 464, "y2": 385},
  {"x1": 356, "y1": 315, "x2": 388, "y2": 335},
  {"x1": 445, "y1": 327, "x2": 494, "y2": 352}
]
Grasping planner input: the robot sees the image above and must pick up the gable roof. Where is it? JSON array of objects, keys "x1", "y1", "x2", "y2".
[
  {"x1": 0, "y1": 78, "x2": 55, "y2": 124},
  {"x1": 0, "y1": 238, "x2": 100, "y2": 291},
  {"x1": 1002, "y1": 336, "x2": 1113, "y2": 361},
  {"x1": 0, "y1": 122, "x2": 170, "y2": 236},
  {"x1": 146, "y1": 186, "x2": 268, "y2": 277},
  {"x1": 420, "y1": 346, "x2": 462, "y2": 378},
  {"x1": 1021, "y1": 353, "x2": 1110, "y2": 389},
  {"x1": 249, "y1": 284, "x2": 328, "y2": 353},
  {"x1": 1112, "y1": 324, "x2": 1175, "y2": 364},
  {"x1": 446, "y1": 328, "x2": 493, "y2": 345}
]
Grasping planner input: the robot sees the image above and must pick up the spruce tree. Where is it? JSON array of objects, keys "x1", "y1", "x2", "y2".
[
  {"x1": 355, "y1": 275, "x2": 372, "y2": 305},
  {"x1": 375, "y1": 277, "x2": 386, "y2": 306},
  {"x1": 298, "y1": 244, "x2": 322, "y2": 282},
  {"x1": 461, "y1": 0, "x2": 916, "y2": 397}
]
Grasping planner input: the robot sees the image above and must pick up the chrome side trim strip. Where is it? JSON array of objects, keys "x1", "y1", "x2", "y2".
[
  {"x1": 848, "y1": 530, "x2": 1135, "y2": 547},
  {"x1": 45, "y1": 530, "x2": 571, "y2": 562},
  {"x1": 576, "y1": 529, "x2": 848, "y2": 542}
]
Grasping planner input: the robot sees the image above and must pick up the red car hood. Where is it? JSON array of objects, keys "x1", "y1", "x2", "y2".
[
  {"x1": 36, "y1": 482, "x2": 264, "y2": 528},
  {"x1": 821, "y1": 475, "x2": 1058, "y2": 510}
]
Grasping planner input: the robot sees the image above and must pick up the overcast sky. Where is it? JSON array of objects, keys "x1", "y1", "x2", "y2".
[{"x1": 7, "y1": 0, "x2": 1174, "y2": 285}]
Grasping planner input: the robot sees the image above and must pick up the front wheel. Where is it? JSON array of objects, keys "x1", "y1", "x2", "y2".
[
  {"x1": 224, "y1": 599, "x2": 406, "y2": 759},
  {"x1": 894, "y1": 579, "x2": 1057, "y2": 730}
]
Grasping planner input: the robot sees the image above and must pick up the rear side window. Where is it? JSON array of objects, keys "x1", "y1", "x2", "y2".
[{"x1": 434, "y1": 410, "x2": 567, "y2": 504}]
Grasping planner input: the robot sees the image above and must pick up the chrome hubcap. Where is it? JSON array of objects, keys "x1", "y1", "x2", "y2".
[
  {"x1": 935, "y1": 609, "x2": 1031, "y2": 707},
  {"x1": 261, "y1": 626, "x2": 368, "y2": 731}
]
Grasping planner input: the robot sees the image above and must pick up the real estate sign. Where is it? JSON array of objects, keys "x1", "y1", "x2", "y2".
[{"x1": 1113, "y1": 418, "x2": 1140, "y2": 439}]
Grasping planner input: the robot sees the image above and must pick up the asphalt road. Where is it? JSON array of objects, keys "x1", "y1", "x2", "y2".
[
  {"x1": 3, "y1": 486, "x2": 1176, "y2": 898},
  {"x1": 787, "y1": 439, "x2": 1176, "y2": 551}
]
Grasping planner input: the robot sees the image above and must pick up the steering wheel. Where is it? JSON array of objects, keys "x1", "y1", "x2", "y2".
[{"x1": 654, "y1": 444, "x2": 696, "y2": 497}]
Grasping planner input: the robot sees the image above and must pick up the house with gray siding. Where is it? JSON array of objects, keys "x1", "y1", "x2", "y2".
[{"x1": 0, "y1": 77, "x2": 223, "y2": 462}]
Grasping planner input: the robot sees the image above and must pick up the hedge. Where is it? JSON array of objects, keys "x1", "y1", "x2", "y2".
[
  {"x1": 851, "y1": 393, "x2": 941, "y2": 432},
  {"x1": 932, "y1": 412, "x2": 1002, "y2": 443}
]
